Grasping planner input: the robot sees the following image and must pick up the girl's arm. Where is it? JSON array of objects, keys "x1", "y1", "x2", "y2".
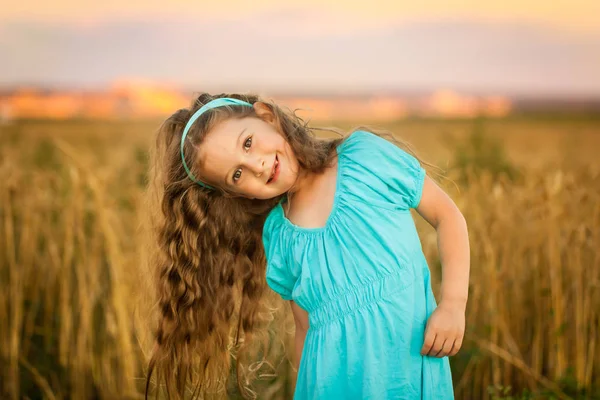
[
  {"x1": 290, "y1": 301, "x2": 309, "y2": 368},
  {"x1": 416, "y1": 175, "x2": 470, "y2": 357}
]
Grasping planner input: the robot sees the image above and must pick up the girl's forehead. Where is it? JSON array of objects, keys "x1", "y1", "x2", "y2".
[
  {"x1": 199, "y1": 131, "x2": 238, "y2": 165},
  {"x1": 197, "y1": 143, "x2": 234, "y2": 187},
  {"x1": 203, "y1": 116, "x2": 270, "y2": 151},
  {"x1": 208, "y1": 117, "x2": 246, "y2": 137},
  {"x1": 197, "y1": 119, "x2": 249, "y2": 182}
]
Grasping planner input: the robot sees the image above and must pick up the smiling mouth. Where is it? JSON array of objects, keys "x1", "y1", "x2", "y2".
[{"x1": 267, "y1": 155, "x2": 279, "y2": 184}]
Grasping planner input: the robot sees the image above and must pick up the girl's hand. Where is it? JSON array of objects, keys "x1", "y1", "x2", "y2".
[{"x1": 420, "y1": 301, "x2": 465, "y2": 358}]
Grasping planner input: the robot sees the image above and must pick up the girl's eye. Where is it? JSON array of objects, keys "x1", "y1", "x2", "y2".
[
  {"x1": 233, "y1": 169, "x2": 242, "y2": 182},
  {"x1": 243, "y1": 136, "x2": 252, "y2": 150}
]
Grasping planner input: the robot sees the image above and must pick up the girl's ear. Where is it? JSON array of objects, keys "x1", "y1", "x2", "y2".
[{"x1": 253, "y1": 102, "x2": 276, "y2": 124}]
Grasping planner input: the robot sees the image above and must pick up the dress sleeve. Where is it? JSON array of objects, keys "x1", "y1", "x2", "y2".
[
  {"x1": 348, "y1": 130, "x2": 426, "y2": 209},
  {"x1": 262, "y1": 212, "x2": 295, "y2": 301}
]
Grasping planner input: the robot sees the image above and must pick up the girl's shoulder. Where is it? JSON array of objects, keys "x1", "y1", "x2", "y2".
[
  {"x1": 262, "y1": 205, "x2": 295, "y2": 300},
  {"x1": 339, "y1": 129, "x2": 422, "y2": 177},
  {"x1": 263, "y1": 203, "x2": 285, "y2": 239},
  {"x1": 340, "y1": 128, "x2": 392, "y2": 146},
  {"x1": 338, "y1": 129, "x2": 375, "y2": 152},
  {"x1": 338, "y1": 129, "x2": 426, "y2": 210},
  {"x1": 338, "y1": 130, "x2": 415, "y2": 163}
]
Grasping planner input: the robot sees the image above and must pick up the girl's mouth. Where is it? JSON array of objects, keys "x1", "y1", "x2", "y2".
[{"x1": 267, "y1": 155, "x2": 280, "y2": 184}]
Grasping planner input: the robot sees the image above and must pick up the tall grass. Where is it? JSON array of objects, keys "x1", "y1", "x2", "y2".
[
  {"x1": 0, "y1": 139, "x2": 142, "y2": 399},
  {"x1": 0, "y1": 118, "x2": 599, "y2": 399},
  {"x1": 421, "y1": 167, "x2": 600, "y2": 399}
]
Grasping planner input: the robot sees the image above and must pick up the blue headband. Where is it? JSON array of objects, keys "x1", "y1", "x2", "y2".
[{"x1": 180, "y1": 98, "x2": 253, "y2": 189}]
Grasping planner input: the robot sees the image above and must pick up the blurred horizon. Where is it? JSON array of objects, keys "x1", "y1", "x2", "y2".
[{"x1": 2, "y1": 1, "x2": 600, "y2": 97}]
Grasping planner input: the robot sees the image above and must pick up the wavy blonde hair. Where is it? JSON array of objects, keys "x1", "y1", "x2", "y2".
[{"x1": 144, "y1": 93, "x2": 344, "y2": 399}]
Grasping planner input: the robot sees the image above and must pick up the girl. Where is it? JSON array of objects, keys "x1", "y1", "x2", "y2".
[{"x1": 145, "y1": 93, "x2": 470, "y2": 399}]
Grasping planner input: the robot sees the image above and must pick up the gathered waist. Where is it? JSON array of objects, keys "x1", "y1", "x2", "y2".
[{"x1": 308, "y1": 265, "x2": 421, "y2": 330}]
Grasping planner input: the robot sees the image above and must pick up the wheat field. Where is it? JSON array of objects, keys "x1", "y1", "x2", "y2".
[{"x1": 1, "y1": 116, "x2": 599, "y2": 399}]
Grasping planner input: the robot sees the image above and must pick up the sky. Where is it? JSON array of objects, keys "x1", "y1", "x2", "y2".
[{"x1": 2, "y1": 0, "x2": 599, "y2": 96}]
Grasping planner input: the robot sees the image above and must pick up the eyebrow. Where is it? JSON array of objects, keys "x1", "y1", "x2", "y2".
[{"x1": 223, "y1": 127, "x2": 247, "y2": 185}]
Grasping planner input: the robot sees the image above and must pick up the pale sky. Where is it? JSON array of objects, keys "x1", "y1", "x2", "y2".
[
  {"x1": 2, "y1": 1, "x2": 599, "y2": 95},
  {"x1": 3, "y1": 0, "x2": 600, "y2": 32}
]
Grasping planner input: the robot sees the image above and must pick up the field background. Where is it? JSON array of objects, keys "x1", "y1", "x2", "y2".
[{"x1": 1, "y1": 115, "x2": 599, "y2": 399}]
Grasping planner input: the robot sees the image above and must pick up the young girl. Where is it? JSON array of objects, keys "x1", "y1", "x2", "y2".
[{"x1": 145, "y1": 93, "x2": 470, "y2": 399}]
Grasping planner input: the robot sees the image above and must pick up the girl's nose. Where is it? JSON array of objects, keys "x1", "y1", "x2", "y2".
[{"x1": 246, "y1": 157, "x2": 266, "y2": 177}]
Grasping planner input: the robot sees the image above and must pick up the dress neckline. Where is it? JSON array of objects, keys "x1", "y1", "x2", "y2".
[{"x1": 276, "y1": 136, "x2": 350, "y2": 233}]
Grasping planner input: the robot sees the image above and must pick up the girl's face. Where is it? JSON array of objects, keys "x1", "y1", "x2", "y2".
[{"x1": 197, "y1": 111, "x2": 300, "y2": 200}]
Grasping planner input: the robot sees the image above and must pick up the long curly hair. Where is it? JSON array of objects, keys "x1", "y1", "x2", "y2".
[{"x1": 144, "y1": 93, "x2": 343, "y2": 399}]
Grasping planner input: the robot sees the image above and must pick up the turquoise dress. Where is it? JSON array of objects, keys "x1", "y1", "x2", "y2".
[{"x1": 262, "y1": 130, "x2": 454, "y2": 399}]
